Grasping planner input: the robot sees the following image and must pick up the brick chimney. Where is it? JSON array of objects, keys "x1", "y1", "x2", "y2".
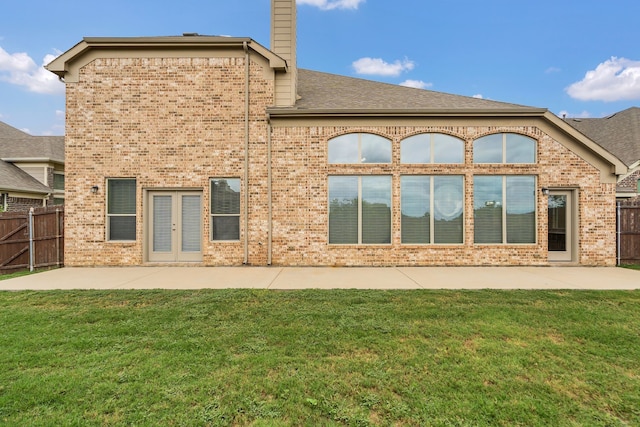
[{"x1": 271, "y1": 0, "x2": 297, "y2": 106}]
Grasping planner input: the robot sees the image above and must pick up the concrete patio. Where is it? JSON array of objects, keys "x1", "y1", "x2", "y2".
[{"x1": 1, "y1": 266, "x2": 639, "y2": 290}]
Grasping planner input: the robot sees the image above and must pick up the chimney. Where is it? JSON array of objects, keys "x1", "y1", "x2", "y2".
[{"x1": 271, "y1": 0, "x2": 297, "y2": 106}]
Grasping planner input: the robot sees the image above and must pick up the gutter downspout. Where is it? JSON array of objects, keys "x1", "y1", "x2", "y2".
[
  {"x1": 243, "y1": 41, "x2": 250, "y2": 264},
  {"x1": 267, "y1": 114, "x2": 272, "y2": 265}
]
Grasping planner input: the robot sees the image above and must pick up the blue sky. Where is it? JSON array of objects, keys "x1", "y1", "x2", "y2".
[{"x1": 1, "y1": 0, "x2": 639, "y2": 136}]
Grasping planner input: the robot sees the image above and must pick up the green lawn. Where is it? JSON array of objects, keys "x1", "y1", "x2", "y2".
[{"x1": 1, "y1": 289, "x2": 638, "y2": 426}]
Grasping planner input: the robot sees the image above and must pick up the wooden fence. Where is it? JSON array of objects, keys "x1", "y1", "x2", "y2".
[
  {"x1": 0, "y1": 206, "x2": 64, "y2": 274},
  {"x1": 618, "y1": 199, "x2": 640, "y2": 265}
]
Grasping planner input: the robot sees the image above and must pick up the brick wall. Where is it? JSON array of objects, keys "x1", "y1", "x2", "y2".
[
  {"x1": 63, "y1": 55, "x2": 617, "y2": 267},
  {"x1": 64, "y1": 56, "x2": 272, "y2": 266},
  {"x1": 270, "y1": 125, "x2": 617, "y2": 266}
]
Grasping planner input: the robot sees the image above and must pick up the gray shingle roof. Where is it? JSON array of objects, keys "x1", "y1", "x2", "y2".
[
  {"x1": 565, "y1": 107, "x2": 640, "y2": 167},
  {"x1": 0, "y1": 122, "x2": 64, "y2": 163},
  {"x1": 285, "y1": 69, "x2": 544, "y2": 113},
  {"x1": 0, "y1": 160, "x2": 51, "y2": 194}
]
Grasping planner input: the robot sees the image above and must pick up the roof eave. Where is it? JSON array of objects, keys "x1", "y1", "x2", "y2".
[
  {"x1": 46, "y1": 36, "x2": 287, "y2": 79},
  {"x1": 2, "y1": 157, "x2": 64, "y2": 164},
  {"x1": 266, "y1": 107, "x2": 548, "y2": 118}
]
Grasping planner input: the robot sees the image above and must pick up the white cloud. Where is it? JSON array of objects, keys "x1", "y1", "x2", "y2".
[
  {"x1": 399, "y1": 79, "x2": 432, "y2": 89},
  {"x1": 297, "y1": 0, "x2": 365, "y2": 10},
  {"x1": 472, "y1": 94, "x2": 483, "y2": 99},
  {"x1": 352, "y1": 57, "x2": 414, "y2": 77},
  {"x1": 545, "y1": 67, "x2": 561, "y2": 74},
  {"x1": 0, "y1": 47, "x2": 64, "y2": 95},
  {"x1": 566, "y1": 57, "x2": 640, "y2": 102}
]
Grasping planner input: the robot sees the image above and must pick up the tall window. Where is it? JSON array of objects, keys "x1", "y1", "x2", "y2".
[
  {"x1": 474, "y1": 176, "x2": 536, "y2": 244},
  {"x1": 328, "y1": 176, "x2": 391, "y2": 244},
  {"x1": 401, "y1": 133, "x2": 464, "y2": 164},
  {"x1": 473, "y1": 133, "x2": 536, "y2": 163},
  {"x1": 328, "y1": 133, "x2": 391, "y2": 164},
  {"x1": 401, "y1": 176, "x2": 464, "y2": 244},
  {"x1": 211, "y1": 178, "x2": 240, "y2": 241},
  {"x1": 107, "y1": 179, "x2": 136, "y2": 241}
]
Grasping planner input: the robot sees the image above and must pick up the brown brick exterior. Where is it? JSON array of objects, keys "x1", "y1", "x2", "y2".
[{"x1": 63, "y1": 55, "x2": 617, "y2": 267}]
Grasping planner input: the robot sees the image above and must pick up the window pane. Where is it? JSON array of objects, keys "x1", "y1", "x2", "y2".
[
  {"x1": 433, "y1": 134, "x2": 464, "y2": 164},
  {"x1": 506, "y1": 134, "x2": 536, "y2": 163},
  {"x1": 401, "y1": 176, "x2": 430, "y2": 243},
  {"x1": 213, "y1": 216, "x2": 240, "y2": 241},
  {"x1": 329, "y1": 176, "x2": 358, "y2": 244},
  {"x1": 181, "y1": 195, "x2": 201, "y2": 252},
  {"x1": 211, "y1": 179, "x2": 240, "y2": 214},
  {"x1": 53, "y1": 173, "x2": 65, "y2": 190},
  {"x1": 153, "y1": 195, "x2": 172, "y2": 251},
  {"x1": 362, "y1": 176, "x2": 391, "y2": 244},
  {"x1": 328, "y1": 134, "x2": 358, "y2": 163},
  {"x1": 473, "y1": 134, "x2": 503, "y2": 163},
  {"x1": 401, "y1": 134, "x2": 430, "y2": 164},
  {"x1": 108, "y1": 179, "x2": 136, "y2": 214},
  {"x1": 109, "y1": 216, "x2": 136, "y2": 241},
  {"x1": 506, "y1": 176, "x2": 536, "y2": 243},
  {"x1": 361, "y1": 134, "x2": 391, "y2": 163},
  {"x1": 434, "y1": 176, "x2": 464, "y2": 243},
  {"x1": 474, "y1": 176, "x2": 503, "y2": 243}
]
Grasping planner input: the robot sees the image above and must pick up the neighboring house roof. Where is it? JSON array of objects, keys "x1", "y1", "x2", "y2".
[
  {"x1": 0, "y1": 160, "x2": 51, "y2": 195},
  {"x1": 565, "y1": 107, "x2": 640, "y2": 167},
  {"x1": 287, "y1": 69, "x2": 543, "y2": 114},
  {"x1": 0, "y1": 121, "x2": 64, "y2": 197},
  {"x1": 0, "y1": 122, "x2": 64, "y2": 164}
]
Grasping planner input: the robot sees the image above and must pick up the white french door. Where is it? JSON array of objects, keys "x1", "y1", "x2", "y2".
[{"x1": 148, "y1": 191, "x2": 202, "y2": 262}]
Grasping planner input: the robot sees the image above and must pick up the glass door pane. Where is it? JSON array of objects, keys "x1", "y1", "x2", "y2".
[
  {"x1": 548, "y1": 195, "x2": 567, "y2": 251},
  {"x1": 153, "y1": 195, "x2": 173, "y2": 252},
  {"x1": 548, "y1": 191, "x2": 573, "y2": 262},
  {"x1": 181, "y1": 195, "x2": 201, "y2": 253}
]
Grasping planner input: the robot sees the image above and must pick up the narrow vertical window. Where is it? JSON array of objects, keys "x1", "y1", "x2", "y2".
[
  {"x1": 107, "y1": 178, "x2": 136, "y2": 241},
  {"x1": 211, "y1": 178, "x2": 240, "y2": 241}
]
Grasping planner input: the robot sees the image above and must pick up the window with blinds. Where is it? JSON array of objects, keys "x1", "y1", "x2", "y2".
[
  {"x1": 328, "y1": 176, "x2": 391, "y2": 244},
  {"x1": 211, "y1": 178, "x2": 240, "y2": 241},
  {"x1": 401, "y1": 176, "x2": 464, "y2": 244},
  {"x1": 107, "y1": 178, "x2": 136, "y2": 241},
  {"x1": 473, "y1": 175, "x2": 536, "y2": 244}
]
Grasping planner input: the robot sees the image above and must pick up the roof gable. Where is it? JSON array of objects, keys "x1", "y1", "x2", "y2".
[
  {"x1": 0, "y1": 160, "x2": 51, "y2": 194},
  {"x1": 566, "y1": 107, "x2": 640, "y2": 166}
]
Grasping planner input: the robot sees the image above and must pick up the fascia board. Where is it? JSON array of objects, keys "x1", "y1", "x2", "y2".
[{"x1": 46, "y1": 37, "x2": 286, "y2": 81}]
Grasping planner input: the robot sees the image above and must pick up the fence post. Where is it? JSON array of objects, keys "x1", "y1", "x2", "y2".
[
  {"x1": 56, "y1": 208, "x2": 61, "y2": 267},
  {"x1": 28, "y1": 207, "x2": 34, "y2": 272},
  {"x1": 616, "y1": 201, "x2": 621, "y2": 266}
]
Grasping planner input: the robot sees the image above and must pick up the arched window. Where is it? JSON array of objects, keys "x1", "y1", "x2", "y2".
[
  {"x1": 328, "y1": 133, "x2": 391, "y2": 164},
  {"x1": 401, "y1": 133, "x2": 464, "y2": 164},
  {"x1": 473, "y1": 133, "x2": 536, "y2": 164}
]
